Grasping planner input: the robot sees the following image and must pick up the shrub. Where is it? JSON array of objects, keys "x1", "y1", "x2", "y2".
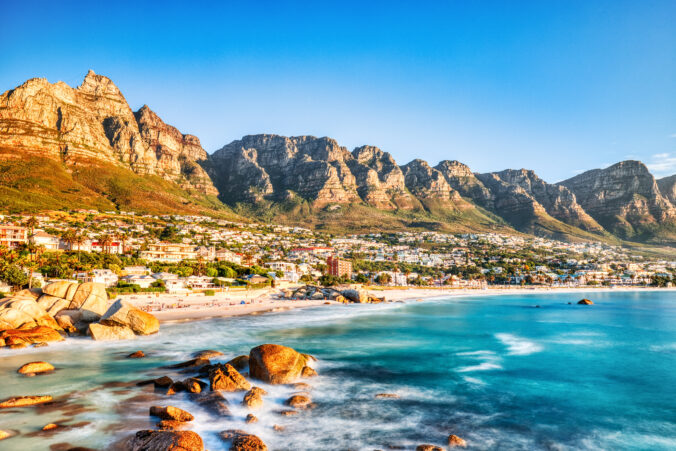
[{"x1": 203, "y1": 289, "x2": 215, "y2": 296}]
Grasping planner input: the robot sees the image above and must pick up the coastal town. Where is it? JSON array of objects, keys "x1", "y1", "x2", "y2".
[{"x1": 1, "y1": 210, "x2": 674, "y2": 299}]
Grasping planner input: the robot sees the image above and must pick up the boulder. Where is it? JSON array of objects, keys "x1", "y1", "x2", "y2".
[
  {"x1": 578, "y1": 298, "x2": 594, "y2": 305},
  {"x1": 157, "y1": 420, "x2": 188, "y2": 431},
  {"x1": 242, "y1": 387, "x2": 267, "y2": 409},
  {"x1": 183, "y1": 378, "x2": 206, "y2": 394},
  {"x1": 209, "y1": 364, "x2": 251, "y2": 392},
  {"x1": 42, "y1": 281, "x2": 74, "y2": 299},
  {"x1": 249, "y1": 344, "x2": 312, "y2": 384},
  {"x1": 149, "y1": 406, "x2": 194, "y2": 422},
  {"x1": 55, "y1": 310, "x2": 84, "y2": 333},
  {"x1": 88, "y1": 323, "x2": 135, "y2": 341},
  {"x1": 416, "y1": 446, "x2": 444, "y2": 451},
  {"x1": 192, "y1": 349, "x2": 224, "y2": 359},
  {"x1": 448, "y1": 434, "x2": 467, "y2": 448},
  {"x1": 284, "y1": 394, "x2": 311, "y2": 409},
  {"x1": 127, "y1": 350, "x2": 145, "y2": 358},
  {"x1": 102, "y1": 300, "x2": 159, "y2": 335},
  {"x1": 127, "y1": 430, "x2": 204, "y2": 451},
  {"x1": 341, "y1": 289, "x2": 369, "y2": 303},
  {"x1": 0, "y1": 297, "x2": 61, "y2": 330},
  {"x1": 301, "y1": 366, "x2": 318, "y2": 378},
  {"x1": 17, "y1": 361, "x2": 54, "y2": 375},
  {"x1": 245, "y1": 414, "x2": 258, "y2": 423},
  {"x1": 70, "y1": 282, "x2": 108, "y2": 320},
  {"x1": 0, "y1": 430, "x2": 12, "y2": 440},
  {"x1": 227, "y1": 355, "x2": 250, "y2": 371},
  {"x1": 36, "y1": 295, "x2": 70, "y2": 317},
  {"x1": 222, "y1": 431, "x2": 268, "y2": 451},
  {"x1": 375, "y1": 393, "x2": 399, "y2": 399},
  {"x1": 1, "y1": 326, "x2": 64, "y2": 346},
  {"x1": 0, "y1": 395, "x2": 52, "y2": 408},
  {"x1": 190, "y1": 391, "x2": 231, "y2": 417}
]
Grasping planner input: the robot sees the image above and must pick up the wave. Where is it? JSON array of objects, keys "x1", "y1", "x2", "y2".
[{"x1": 495, "y1": 333, "x2": 543, "y2": 355}]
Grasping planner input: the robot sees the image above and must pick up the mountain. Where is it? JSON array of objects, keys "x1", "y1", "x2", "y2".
[
  {"x1": 560, "y1": 161, "x2": 676, "y2": 243},
  {"x1": 1, "y1": 71, "x2": 675, "y2": 245},
  {"x1": 0, "y1": 71, "x2": 229, "y2": 216}
]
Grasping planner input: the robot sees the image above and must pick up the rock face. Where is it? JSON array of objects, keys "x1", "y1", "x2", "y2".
[
  {"x1": 40, "y1": 281, "x2": 108, "y2": 321},
  {"x1": 560, "y1": 161, "x2": 676, "y2": 241},
  {"x1": 210, "y1": 135, "x2": 361, "y2": 207},
  {"x1": 248, "y1": 344, "x2": 313, "y2": 384},
  {"x1": 0, "y1": 70, "x2": 215, "y2": 194},
  {"x1": 127, "y1": 430, "x2": 204, "y2": 451}
]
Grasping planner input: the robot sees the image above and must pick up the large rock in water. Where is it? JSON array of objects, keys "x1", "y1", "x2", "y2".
[
  {"x1": 209, "y1": 364, "x2": 251, "y2": 392},
  {"x1": 127, "y1": 430, "x2": 204, "y2": 451},
  {"x1": 249, "y1": 344, "x2": 314, "y2": 384},
  {"x1": 341, "y1": 289, "x2": 369, "y2": 303},
  {"x1": 88, "y1": 323, "x2": 135, "y2": 341},
  {"x1": 101, "y1": 299, "x2": 159, "y2": 335}
]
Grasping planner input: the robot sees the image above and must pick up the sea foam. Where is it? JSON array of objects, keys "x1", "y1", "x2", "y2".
[{"x1": 495, "y1": 333, "x2": 543, "y2": 355}]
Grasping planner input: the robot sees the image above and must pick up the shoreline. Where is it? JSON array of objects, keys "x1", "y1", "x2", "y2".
[{"x1": 118, "y1": 285, "x2": 676, "y2": 324}]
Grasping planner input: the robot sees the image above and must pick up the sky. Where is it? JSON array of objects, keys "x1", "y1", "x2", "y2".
[{"x1": 2, "y1": 0, "x2": 675, "y2": 182}]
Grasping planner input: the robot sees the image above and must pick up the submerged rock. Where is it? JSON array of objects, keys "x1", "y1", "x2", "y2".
[
  {"x1": 127, "y1": 430, "x2": 204, "y2": 451},
  {"x1": 245, "y1": 414, "x2": 258, "y2": 424},
  {"x1": 249, "y1": 344, "x2": 313, "y2": 384},
  {"x1": 220, "y1": 430, "x2": 267, "y2": 451},
  {"x1": 227, "y1": 355, "x2": 250, "y2": 370},
  {"x1": 284, "y1": 394, "x2": 311, "y2": 409},
  {"x1": 17, "y1": 361, "x2": 55, "y2": 375},
  {"x1": 416, "y1": 445, "x2": 444, "y2": 451},
  {"x1": 578, "y1": 298, "x2": 594, "y2": 305},
  {"x1": 242, "y1": 387, "x2": 267, "y2": 409},
  {"x1": 127, "y1": 350, "x2": 145, "y2": 358},
  {"x1": 192, "y1": 349, "x2": 224, "y2": 359},
  {"x1": 375, "y1": 393, "x2": 399, "y2": 399},
  {"x1": 190, "y1": 391, "x2": 231, "y2": 417},
  {"x1": 0, "y1": 395, "x2": 52, "y2": 408},
  {"x1": 0, "y1": 430, "x2": 12, "y2": 440},
  {"x1": 448, "y1": 434, "x2": 467, "y2": 448}
]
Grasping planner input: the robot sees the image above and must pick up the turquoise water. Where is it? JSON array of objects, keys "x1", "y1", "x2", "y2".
[{"x1": 1, "y1": 291, "x2": 675, "y2": 450}]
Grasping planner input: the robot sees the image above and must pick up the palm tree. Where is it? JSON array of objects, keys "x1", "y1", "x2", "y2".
[
  {"x1": 98, "y1": 233, "x2": 112, "y2": 254},
  {"x1": 23, "y1": 216, "x2": 38, "y2": 238}
]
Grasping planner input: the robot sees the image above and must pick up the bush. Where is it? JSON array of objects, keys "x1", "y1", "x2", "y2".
[{"x1": 203, "y1": 289, "x2": 215, "y2": 296}]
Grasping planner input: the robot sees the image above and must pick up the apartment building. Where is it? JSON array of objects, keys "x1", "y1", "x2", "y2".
[{"x1": 140, "y1": 242, "x2": 197, "y2": 262}]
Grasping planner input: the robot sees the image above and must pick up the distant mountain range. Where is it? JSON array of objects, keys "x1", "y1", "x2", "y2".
[{"x1": 1, "y1": 71, "x2": 675, "y2": 245}]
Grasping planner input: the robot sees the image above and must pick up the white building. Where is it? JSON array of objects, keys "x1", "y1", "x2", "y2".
[{"x1": 74, "y1": 269, "x2": 119, "y2": 287}]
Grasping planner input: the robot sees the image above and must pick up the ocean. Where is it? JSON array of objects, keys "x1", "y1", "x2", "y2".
[{"x1": 1, "y1": 290, "x2": 675, "y2": 450}]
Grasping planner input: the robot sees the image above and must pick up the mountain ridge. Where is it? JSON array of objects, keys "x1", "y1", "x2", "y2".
[{"x1": 1, "y1": 71, "x2": 675, "y2": 245}]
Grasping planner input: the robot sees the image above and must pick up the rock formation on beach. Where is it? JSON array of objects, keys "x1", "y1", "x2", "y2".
[{"x1": 0, "y1": 282, "x2": 159, "y2": 348}]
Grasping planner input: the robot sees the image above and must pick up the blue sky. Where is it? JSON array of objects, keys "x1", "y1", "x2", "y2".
[{"x1": 2, "y1": 0, "x2": 675, "y2": 181}]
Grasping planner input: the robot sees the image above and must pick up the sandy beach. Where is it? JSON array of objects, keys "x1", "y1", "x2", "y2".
[{"x1": 116, "y1": 285, "x2": 676, "y2": 323}]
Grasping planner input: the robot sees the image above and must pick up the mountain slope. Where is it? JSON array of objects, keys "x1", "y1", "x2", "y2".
[
  {"x1": 0, "y1": 71, "x2": 233, "y2": 216},
  {"x1": 559, "y1": 161, "x2": 676, "y2": 243}
]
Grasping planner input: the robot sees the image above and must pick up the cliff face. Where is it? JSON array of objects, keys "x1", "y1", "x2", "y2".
[
  {"x1": 657, "y1": 175, "x2": 676, "y2": 205},
  {"x1": 0, "y1": 70, "x2": 216, "y2": 194},
  {"x1": 560, "y1": 161, "x2": 676, "y2": 239},
  {"x1": 209, "y1": 135, "x2": 360, "y2": 207}
]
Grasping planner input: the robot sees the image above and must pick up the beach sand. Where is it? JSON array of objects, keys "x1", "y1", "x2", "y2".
[{"x1": 116, "y1": 285, "x2": 676, "y2": 323}]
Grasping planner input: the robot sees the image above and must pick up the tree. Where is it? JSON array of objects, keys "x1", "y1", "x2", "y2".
[
  {"x1": 98, "y1": 234, "x2": 112, "y2": 254},
  {"x1": 1, "y1": 264, "x2": 28, "y2": 289}
]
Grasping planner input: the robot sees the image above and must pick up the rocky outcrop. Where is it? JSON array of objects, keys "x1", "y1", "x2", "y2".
[
  {"x1": 248, "y1": 344, "x2": 314, "y2": 384},
  {"x1": 435, "y1": 160, "x2": 493, "y2": 207},
  {"x1": 560, "y1": 161, "x2": 676, "y2": 240},
  {"x1": 484, "y1": 169, "x2": 604, "y2": 233},
  {"x1": 0, "y1": 71, "x2": 214, "y2": 194},
  {"x1": 0, "y1": 326, "x2": 64, "y2": 347},
  {"x1": 657, "y1": 175, "x2": 676, "y2": 205},
  {"x1": 348, "y1": 146, "x2": 417, "y2": 209},
  {"x1": 210, "y1": 135, "x2": 360, "y2": 207},
  {"x1": 88, "y1": 323, "x2": 136, "y2": 341}
]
